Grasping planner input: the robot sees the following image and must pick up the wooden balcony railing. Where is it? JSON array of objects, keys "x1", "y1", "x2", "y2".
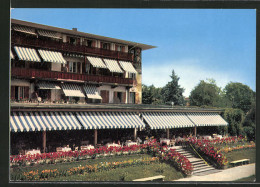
[
  {"x1": 11, "y1": 34, "x2": 134, "y2": 62},
  {"x1": 11, "y1": 67, "x2": 134, "y2": 85}
]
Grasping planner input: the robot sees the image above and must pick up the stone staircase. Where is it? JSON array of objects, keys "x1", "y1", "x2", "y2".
[{"x1": 171, "y1": 146, "x2": 221, "y2": 176}]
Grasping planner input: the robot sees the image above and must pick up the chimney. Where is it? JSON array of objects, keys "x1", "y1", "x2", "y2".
[{"x1": 72, "y1": 28, "x2": 77, "y2": 31}]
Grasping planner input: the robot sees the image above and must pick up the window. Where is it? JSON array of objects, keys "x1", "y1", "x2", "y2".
[
  {"x1": 129, "y1": 92, "x2": 136, "y2": 104},
  {"x1": 129, "y1": 73, "x2": 136, "y2": 79},
  {"x1": 13, "y1": 86, "x2": 29, "y2": 101},
  {"x1": 117, "y1": 45, "x2": 123, "y2": 52},
  {"x1": 87, "y1": 40, "x2": 92, "y2": 47},
  {"x1": 69, "y1": 37, "x2": 76, "y2": 45},
  {"x1": 68, "y1": 62, "x2": 77, "y2": 73},
  {"x1": 102, "y1": 43, "x2": 110, "y2": 50}
]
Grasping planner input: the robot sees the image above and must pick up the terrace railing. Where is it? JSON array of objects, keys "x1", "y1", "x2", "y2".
[
  {"x1": 11, "y1": 34, "x2": 134, "y2": 62},
  {"x1": 11, "y1": 67, "x2": 134, "y2": 85}
]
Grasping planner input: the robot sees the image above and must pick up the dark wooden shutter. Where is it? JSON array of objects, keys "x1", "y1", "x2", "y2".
[
  {"x1": 11, "y1": 86, "x2": 15, "y2": 100},
  {"x1": 24, "y1": 86, "x2": 29, "y2": 99},
  {"x1": 122, "y1": 92, "x2": 126, "y2": 104}
]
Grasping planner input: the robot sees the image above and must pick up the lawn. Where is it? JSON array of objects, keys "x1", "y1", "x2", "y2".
[
  {"x1": 10, "y1": 154, "x2": 185, "y2": 181},
  {"x1": 49, "y1": 162, "x2": 184, "y2": 181},
  {"x1": 225, "y1": 148, "x2": 256, "y2": 168}
]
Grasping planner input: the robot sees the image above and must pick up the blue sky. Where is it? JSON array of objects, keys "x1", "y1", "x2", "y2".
[{"x1": 11, "y1": 9, "x2": 256, "y2": 97}]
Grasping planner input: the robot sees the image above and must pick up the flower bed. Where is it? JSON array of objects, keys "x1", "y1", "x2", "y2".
[
  {"x1": 13, "y1": 157, "x2": 159, "y2": 181},
  {"x1": 10, "y1": 144, "x2": 148, "y2": 167},
  {"x1": 220, "y1": 142, "x2": 255, "y2": 153},
  {"x1": 145, "y1": 139, "x2": 193, "y2": 176},
  {"x1": 182, "y1": 137, "x2": 228, "y2": 168}
]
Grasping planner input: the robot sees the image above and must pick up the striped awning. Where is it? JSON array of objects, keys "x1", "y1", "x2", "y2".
[
  {"x1": 38, "y1": 49, "x2": 66, "y2": 64},
  {"x1": 186, "y1": 112, "x2": 228, "y2": 126},
  {"x1": 10, "y1": 111, "x2": 82, "y2": 132},
  {"x1": 61, "y1": 84, "x2": 85, "y2": 97},
  {"x1": 87, "y1": 56, "x2": 107, "y2": 69},
  {"x1": 119, "y1": 61, "x2": 137, "y2": 74},
  {"x1": 10, "y1": 50, "x2": 14, "y2": 59},
  {"x1": 37, "y1": 29, "x2": 61, "y2": 39},
  {"x1": 37, "y1": 82, "x2": 61, "y2": 90},
  {"x1": 83, "y1": 85, "x2": 102, "y2": 100},
  {"x1": 14, "y1": 46, "x2": 41, "y2": 62},
  {"x1": 103, "y1": 59, "x2": 124, "y2": 73},
  {"x1": 76, "y1": 112, "x2": 145, "y2": 129},
  {"x1": 12, "y1": 25, "x2": 36, "y2": 35},
  {"x1": 142, "y1": 112, "x2": 195, "y2": 129}
]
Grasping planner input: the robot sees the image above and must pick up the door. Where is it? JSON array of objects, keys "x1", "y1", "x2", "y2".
[{"x1": 100, "y1": 90, "x2": 109, "y2": 103}]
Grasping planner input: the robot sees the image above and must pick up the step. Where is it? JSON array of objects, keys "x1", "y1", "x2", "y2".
[
  {"x1": 189, "y1": 158, "x2": 204, "y2": 162},
  {"x1": 193, "y1": 167, "x2": 217, "y2": 174},
  {"x1": 193, "y1": 164, "x2": 211, "y2": 169},
  {"x1": 193, "y1": 166, "x2": 214, "y2": 172},
  {"x1": 193, "y1": 169, "x2": 221, "y2": 176}
]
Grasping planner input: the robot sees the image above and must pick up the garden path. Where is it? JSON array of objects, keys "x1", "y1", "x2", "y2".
[{"x1": 174, "y1": 163, "x2": 255, "y2": 181}]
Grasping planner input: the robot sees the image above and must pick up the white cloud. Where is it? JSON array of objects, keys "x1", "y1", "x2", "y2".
[{"x1": 142, "y1": 59, "x2": 248, "y2": 97}]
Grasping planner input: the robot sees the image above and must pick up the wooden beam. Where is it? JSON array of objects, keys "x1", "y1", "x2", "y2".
[
  {"x1": 134, "y1": 128, "x2": 137, "y2": 141},
  {"x1": 42, "y1": 131, "x2": 46, "y2": 153},
  {"x1": 166, "y1": 129, "x2": 170, "y2": 139},
  {"x1": 194, "y1": 126, "x2": 197, "y2": 137},
  {"x1": 94, "y1": 129, "x2": 98, "y2": 146}
]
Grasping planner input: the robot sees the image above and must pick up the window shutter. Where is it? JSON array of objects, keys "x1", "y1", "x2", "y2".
[
  {"x1": 24, "y1": 86, "x2": 29, "y2": 99},
  {"x1": 11, "y1": 86, "x2": 15, "y2": 99},
  {"x1": 115, "y1": 44, "x2": 118, "y2": 51},
  {"x1": 122, "y1": 92, "x2": 126, "y2": 103}
]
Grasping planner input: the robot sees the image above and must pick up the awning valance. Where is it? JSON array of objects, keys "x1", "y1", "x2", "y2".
[
  {"x1": 119, "y1": 61, "x2": 137, "y2": 74},
  {"x1": 142, "y1": 112, "x2": 195, "y2": 129},
  {"x1": 37, "y1": 29, "x2": 61, "y2": 39},
  {"x1": 76, "y1": 112, "x2": 145, "y2": 129},
  {"x1": 186, "y1": 112, "x2": 228, "y2": 126},
  {"x1": 103, "y1": 59, "x2": 124, "y2": 73},
  {"x1": 37, "y1": 82, "x2": 61, "y2": 90},
  {"x1": 83, "y1": 85, "x2": 102, "y2": 100},
  {"x1": 87, "y1": 56, "x2": 107, "y2": 69},
  {"x1": 14, "y1": 46, "x2": 41, "y2": 62},
  {"x1": 38, "y1": 49, "x2": 66, "y2": 64},
  {"x1": 12, "y1": 25, "x2": 36, "y2": 35},
  {"x1": 10, "y1": 111, "x2": 82, "y2": 132},
  {"x1": 61, "y1": 84, "x2": 85, "y2": 97},
  {"x1": 10, "y1": 50, "x2": 14, "y2": 59}
]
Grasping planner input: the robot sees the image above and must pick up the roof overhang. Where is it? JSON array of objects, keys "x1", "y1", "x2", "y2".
[{"x1": 11, "y1": 19, "x2": 156, "y2": 50}]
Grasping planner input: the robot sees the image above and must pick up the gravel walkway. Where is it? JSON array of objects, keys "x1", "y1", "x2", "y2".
[{"x1": 174, "y1": 163, "x2": 255, "y2": 181}]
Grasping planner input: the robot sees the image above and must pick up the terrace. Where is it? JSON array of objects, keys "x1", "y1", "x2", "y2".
[
  {"x1": 11, "y1": 33, "x2": 134, "y2": 62},
  {"x1": 11, "y1": 67, "x2": 134, "y2": 86}
]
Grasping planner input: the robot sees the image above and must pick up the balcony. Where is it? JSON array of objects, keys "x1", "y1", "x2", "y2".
[
  {"x1": 11, "y1": 67, "x2": 134, "y2": 85},
  {"x1": 11, "y1": 34, "x2": 134, "y2": 62}
]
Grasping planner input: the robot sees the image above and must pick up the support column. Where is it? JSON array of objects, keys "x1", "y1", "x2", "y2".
[
  {"x1": 166, "y1": 128, "x2": 170, "y2": 139},
  {"x1": 194, "y1": 126, "x2": 197, "y2": 137},
  {"x1": 94, "y1": 129, "x2": 98, "y2": 146},
  {"x1": 42, "y1": 131, "x2": 46, "y2": 153},
  {"x1": 134, "y1": 128, "x2": 137, "y2": 141}
]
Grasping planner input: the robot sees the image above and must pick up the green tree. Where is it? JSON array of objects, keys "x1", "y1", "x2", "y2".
[
  {"x1": 223, "y1": 108, "x2": 245, "y2": 136},
  {"x1": 142, "y1": 84, "x2": 163, "y2": 104},
  {"x1": 161, "y1": 70, "x2": 185, "y2": 105},
  {"x1": 189, "y1": 79, "x2": 221, "y2": 107},
  {"x1": 224, "y1": 82, "x2": 255, "y2": 113},
  {"x1": 242, "y1": 102, "x2": 255, "y2": 140}
]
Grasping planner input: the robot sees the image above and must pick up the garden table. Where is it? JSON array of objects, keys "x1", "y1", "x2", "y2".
[
  {"x1": 81, "y1": 145, "x2": 94, "y2": 150},
  {"x1": 25, "y1": 149, "x2": 41, "y2": 155},
  {"x1": 160, "y1": 138, "x2": 170, "y2": 145},
  {"x1": 106, "y1": 143, "x2": 121, "y2": 148},
  {"x1": 125, "y1": 142, "x2": 138, "y2": 146},
  {"x1": 202, "y1": 135, "x2": 212, "y2": 140},
  {"x1": 62, "y1": 147, "x2": 72, "y2": 152}
]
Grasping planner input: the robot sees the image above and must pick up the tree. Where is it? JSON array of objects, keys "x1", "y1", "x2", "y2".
[
  {"x1": 189, "y1": 79, "x2": 221, "y2": 107},
  {"x1": 242, "y1": 102, "x2": 256, "y2": 140},
  {"x1": 223, "y1": 108, "x2": 245, "y2": 136},
  {"x1": 161, "y1": 70, "x2": 185, "y2": 106},
  {"x1": 224, "y1": 82, "x2": 255, "y2": 113},
  {"x1": 142, "y1": 84, "x2": 163, "y2": 104}
]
